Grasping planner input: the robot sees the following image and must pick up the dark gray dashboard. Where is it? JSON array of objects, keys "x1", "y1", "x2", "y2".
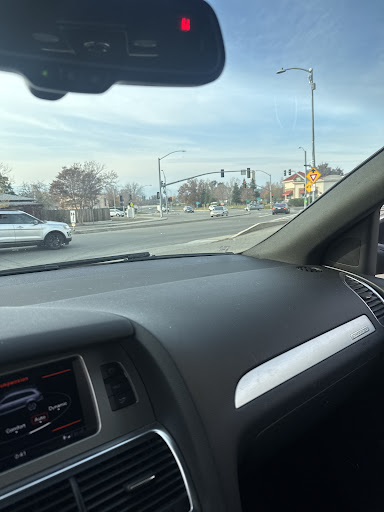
[{"x1": 0, "y1": 254, "x2": 383, "y2": 512}]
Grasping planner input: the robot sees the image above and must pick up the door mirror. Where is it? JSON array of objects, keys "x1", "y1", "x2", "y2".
[
  {"x1": 33, "y1": 220, "x2": 39, "y2": 225},
  {"x1": 0, "y1": 0, "x2": 225, "y2": 100}
]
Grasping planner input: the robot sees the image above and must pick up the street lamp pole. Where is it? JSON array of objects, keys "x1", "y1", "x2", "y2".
[
  {"x1": 277, "y1": 66, "x2": 316, "y2": 198},
  {"x1": 161, "y1": 170, "x2": 168, "y2": 214},
  {"x1": 254, "y1": 170, "x2": 272, "y2": 206},
  {"x1": 299, "y1": 146, "x2": 308, "y2": 208},
  {"x1": 157, "y1": 150, "x2": 186, "y2": 218}
]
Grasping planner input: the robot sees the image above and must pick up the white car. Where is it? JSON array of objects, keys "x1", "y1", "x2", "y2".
[
  {"x1": 0, "y1": 211, "x2": 72, "y2": 249},
  {"x1": 210, "y1": 206, "x2": 229, "y2": 217},
  {"x1": 110, "y1": 208, "x2": 125, "y2": 217}
]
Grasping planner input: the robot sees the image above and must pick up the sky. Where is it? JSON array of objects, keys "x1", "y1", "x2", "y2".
[{"x1": 0, "y1": 0, "x2": 383, "y2": 198}]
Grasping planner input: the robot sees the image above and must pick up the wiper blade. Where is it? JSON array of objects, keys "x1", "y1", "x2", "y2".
[
  {"x1": 0, "y1": 252, "x2": 151, "y2": 277},
  {"x1": 0, "y1": 251, "x2": 234, "y2": 277}
]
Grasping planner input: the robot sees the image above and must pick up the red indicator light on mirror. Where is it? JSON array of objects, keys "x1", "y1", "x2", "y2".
[{"x1": 180, "y1": 17, "x2": 191, "y2": 31}]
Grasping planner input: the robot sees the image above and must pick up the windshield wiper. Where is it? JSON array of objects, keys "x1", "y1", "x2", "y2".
[
  {"x1": 0, "y1": 252, "x2": 151, "y2": 276},
  {"x1": 0, "y1": 251, "x2": 234, "y2": 277}
]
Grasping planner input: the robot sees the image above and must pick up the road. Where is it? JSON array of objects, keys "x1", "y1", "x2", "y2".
[{"x1": 0, "y1": 209, "x2": 299, "y2": 270}]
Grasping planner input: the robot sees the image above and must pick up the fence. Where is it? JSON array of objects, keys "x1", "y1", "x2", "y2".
[{"x1": 41, "y1": 208, "x2": 111, "y2": 224}]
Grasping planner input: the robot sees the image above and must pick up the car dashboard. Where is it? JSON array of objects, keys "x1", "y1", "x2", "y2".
[{"x1": 0, "y1": 254, "x2": 383, "y2": 512}]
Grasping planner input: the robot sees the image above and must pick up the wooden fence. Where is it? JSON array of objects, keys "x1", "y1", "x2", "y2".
[{"x1": 41, "y1": 208, "x2": 111, "y2": 224}]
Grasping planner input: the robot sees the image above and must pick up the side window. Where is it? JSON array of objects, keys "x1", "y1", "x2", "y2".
[
  {"x1": 0, "y1": 215, "x2": 13, "y2": 224},
  {"x1": 12, "y1": 214, "x2": 36, "y2": 224}
]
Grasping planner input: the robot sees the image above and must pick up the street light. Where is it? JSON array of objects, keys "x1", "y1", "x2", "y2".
[
  {"x1": 298, "y1": 146, "x2": 309, "y2": 208},
  {"x1": 254, "y1": 170, "x2": 272, "y2": 206},
  {"x1": 158, "y1": 150, "x2": 186, "y2": 218},
  {"x1": 276, "y1": 67, "x2": 316, "y2": 169},
  {"x1": 161, "y1": 170, "x2": 169, "y2": 214}
]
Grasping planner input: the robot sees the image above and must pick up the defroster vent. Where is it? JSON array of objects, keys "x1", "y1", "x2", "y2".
[{"x1": 344, "y1": 275, "x2": 384, "y2": 325}]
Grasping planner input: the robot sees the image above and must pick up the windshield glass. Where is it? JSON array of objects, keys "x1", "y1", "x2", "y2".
[{"x1": 0, "y1": 0, "x2": 381, "y2": 271}]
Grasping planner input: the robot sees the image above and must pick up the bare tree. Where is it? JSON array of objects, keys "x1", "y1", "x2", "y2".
[
  {"x1": 0, "y1": 163, "x2": 14, "y2": 195},
  {"x1": 20, "y1": 181, "x2": 57, "y2": 208},
  {"x1": 120, "y1": 182, "x2": 144, "y2": 204}
]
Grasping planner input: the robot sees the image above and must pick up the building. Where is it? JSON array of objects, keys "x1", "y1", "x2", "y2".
[
  {"x1": 282, "y1": 173, "x2": 344, "y2": 201},
  {"x1": 0, "y1": 193, "x2": 42, "y2": 217}
]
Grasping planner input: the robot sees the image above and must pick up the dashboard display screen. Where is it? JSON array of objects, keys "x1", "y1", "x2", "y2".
[{"x1": 0, "y1": 357, "x2": 98, "y2": 472}]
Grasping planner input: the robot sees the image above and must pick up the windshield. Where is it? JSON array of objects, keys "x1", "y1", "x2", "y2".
[{"x1": 0, "y1": 0, "x2": 381, "y2": 272}]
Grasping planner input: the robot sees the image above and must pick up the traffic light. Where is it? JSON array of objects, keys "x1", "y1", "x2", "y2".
[
  {"x1": 221, "y1": 169, "x2": 224, "y2": 178},
  {"x1": 243, "y1": 180, "x2": 247, "y2": 188},
  {"x1": 288, "y1": 169, "x2": 292, "y2": 176},
  {"x1": 247, "y1": 168, "x2": 251, "y2": 179},
  {"x1": 169, "y1": 197, "x2": 173, "y2": 203},
  {"x1": 157, "y1": 192, "x2": 160, "y2": 199},
  {"x1": 284, "y1": 170, "x2": 287, "y2": 176}
]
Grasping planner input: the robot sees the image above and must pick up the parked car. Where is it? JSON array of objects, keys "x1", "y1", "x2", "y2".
[
  {"x1": 0, "y1": 388, "x2": 44, "y2": 415},
  {"x1": 272, "y1": 203, "x2": 290, "y2": 214},
  {"x1": 183, "y1": 206, "x2": 194, "y2": 213},
  {"x1": 245, "y1": 204, "x2": 264, "y2": 211},
  {"x1": 0, "y1": 211, "x2": 72, "y2": 249},
  {"x1": 109, "y1": 208, "x2": 125, "y2": 217},
  {"x1": 210, "y1": 206, "x2": 229, "y2": 217}
]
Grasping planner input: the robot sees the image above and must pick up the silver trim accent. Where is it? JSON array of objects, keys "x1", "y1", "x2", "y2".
[
  {"x1": 0, "y1": 429, "x2": 194, "y2": 512},
  {"x1": 235, "y1": 315, "x2": 375, "y2": 409}
]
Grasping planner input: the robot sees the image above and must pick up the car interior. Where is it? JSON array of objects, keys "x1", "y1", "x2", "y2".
[{"x1": 1, "y1": 1, "x2": 384, "y2": 512}]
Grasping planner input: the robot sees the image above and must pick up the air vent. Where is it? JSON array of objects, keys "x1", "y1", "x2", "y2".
[
  {"x1": 1, "y1": 480, "x2": 77, "y2": 512},
  {"x1": 344, "y1": 275, "x2": 384, "y2": 325},
  {"x1": 297, "y1": 266, "x2": 323, "y2": 272},
  {"x1": 76, "y1": 431, "x2": 191, "y2": 512}
]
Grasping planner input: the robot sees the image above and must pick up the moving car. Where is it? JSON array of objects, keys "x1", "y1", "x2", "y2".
[
  {"x1": 210, "y1": 206, "x2": 229, "y2": 217},
  {"x1": 183, "y1": 206, "x2": 194, "y2": 213},
  {"x1": 272, "y1": 203, "x2": 290, "y2": 214},
  {"x1": 1, "y1": 2, "x2": 384, "y2": 512},
  {"x1": 245, "y1": 203, "x2": 264, "y2": 211},
  {"x1": 109, "y1": 208, "x2": 125, "y2": 218},
  {"x1": 0, "y1": 389, "x2": 43, "y2": 415},
  {"x1": 0, "y1": 211, "x2": 72, "y2": 249}
]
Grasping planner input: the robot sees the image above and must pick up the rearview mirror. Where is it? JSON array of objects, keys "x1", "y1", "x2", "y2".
[{"x1": 0, "y1": 0, "x2": 225, "y2": 100}]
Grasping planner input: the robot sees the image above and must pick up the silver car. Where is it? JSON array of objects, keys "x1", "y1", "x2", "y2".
[
  {"x1": 0, "y1": 388, "x2": 44, "y2": 415},
  {"x1": 245, "y1": 203, "x2": 264, "y2": 211},
  {"x1": 0, "y1": 211, "x2": 72, "y2": 250},
  {"x1": 210, "y1": 206, "x2": 229, "y2": 217}
]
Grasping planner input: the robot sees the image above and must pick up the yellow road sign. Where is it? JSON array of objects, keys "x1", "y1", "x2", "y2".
[
  {"x1": 306, "y1": 167, "x2": 321, "y2": 184},
  {"x1": 305, "y1": 182, "x2": 312, "y2": 193}
]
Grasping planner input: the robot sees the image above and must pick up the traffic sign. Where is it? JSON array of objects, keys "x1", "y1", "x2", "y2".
[
  {"x1": 305, "y1": 182, "x2": 312, "y2": 193},
  {"x1": 306, "y1": 167, "x2": 321, "y2": 184}
]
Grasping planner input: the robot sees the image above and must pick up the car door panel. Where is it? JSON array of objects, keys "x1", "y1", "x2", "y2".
[
  {"x1": 0, "y1": 214, "x2": 15, "y2": 243},
  {"x1": 12, "y1": 213, "x2": 43, "y2": 241}
]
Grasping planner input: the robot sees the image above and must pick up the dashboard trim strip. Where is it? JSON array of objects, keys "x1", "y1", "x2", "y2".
[
  {"x1": 0, "y1": 428, "x2": 194, "y2": 511},
  {"x1": 235, "y1": 315, "x2": 375, "y2": 408}
]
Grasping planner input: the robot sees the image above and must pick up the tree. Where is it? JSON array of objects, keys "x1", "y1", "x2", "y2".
[
  {"x1": 0, "y1": 163, "x2": 14, "y2": 195},
  {"x1": 212, "y1": 183, "x2": 229, "y2": 204},
  {"x1": 232, "y1": 182, "x2": 241, "y2": 204},
  {"x1": 103, "y1": 170, "x2": 119, "y2": 206},
  {"x1": 50, "y1": 161, "x2": 108, "y2": 222},
  {"x1": 120, "y1": 182, "x2": 144, "y2": 205},
  {"x1": 240, "y1": 187, "x2": 256, "y2": 203},
  {"x1": 20, "y1": 181, "x2": 57, "y2": 209},
  {"x1": 317, "y1": 162, "x2": 344, "y2": 177},
  {"x1": 178, "y1": 179, "x2": 199, "y2": 205}
]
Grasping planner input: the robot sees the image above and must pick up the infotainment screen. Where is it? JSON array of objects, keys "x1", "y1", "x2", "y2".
[{"x1": 0, "y1": 357, "x2": 98, "y2": 472}]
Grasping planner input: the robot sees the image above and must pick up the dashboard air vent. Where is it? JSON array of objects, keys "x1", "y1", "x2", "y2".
[
  {"x1": 1, "y1": 480, "x2": 77, "y2": 512},
  {"x1": 344, "y1": 275, "x2": 384, "y2": 325},
  {"x1": 76, "y1": 431, "x2": 191, "y2": 512}
]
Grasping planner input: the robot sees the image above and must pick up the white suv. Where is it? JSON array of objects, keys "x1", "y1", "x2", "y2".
[{"x1": 0, "y1": 211, "x2": 72, "y2": 250}]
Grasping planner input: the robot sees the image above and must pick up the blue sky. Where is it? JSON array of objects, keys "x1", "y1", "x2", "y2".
[{"x1": 0, "y1": 0, "x2": 383, "y2": 197}]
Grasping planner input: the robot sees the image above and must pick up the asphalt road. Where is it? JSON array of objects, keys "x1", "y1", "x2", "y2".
[{"x1": 0, "y1": 209, "x2": 298, "y2": 270}]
